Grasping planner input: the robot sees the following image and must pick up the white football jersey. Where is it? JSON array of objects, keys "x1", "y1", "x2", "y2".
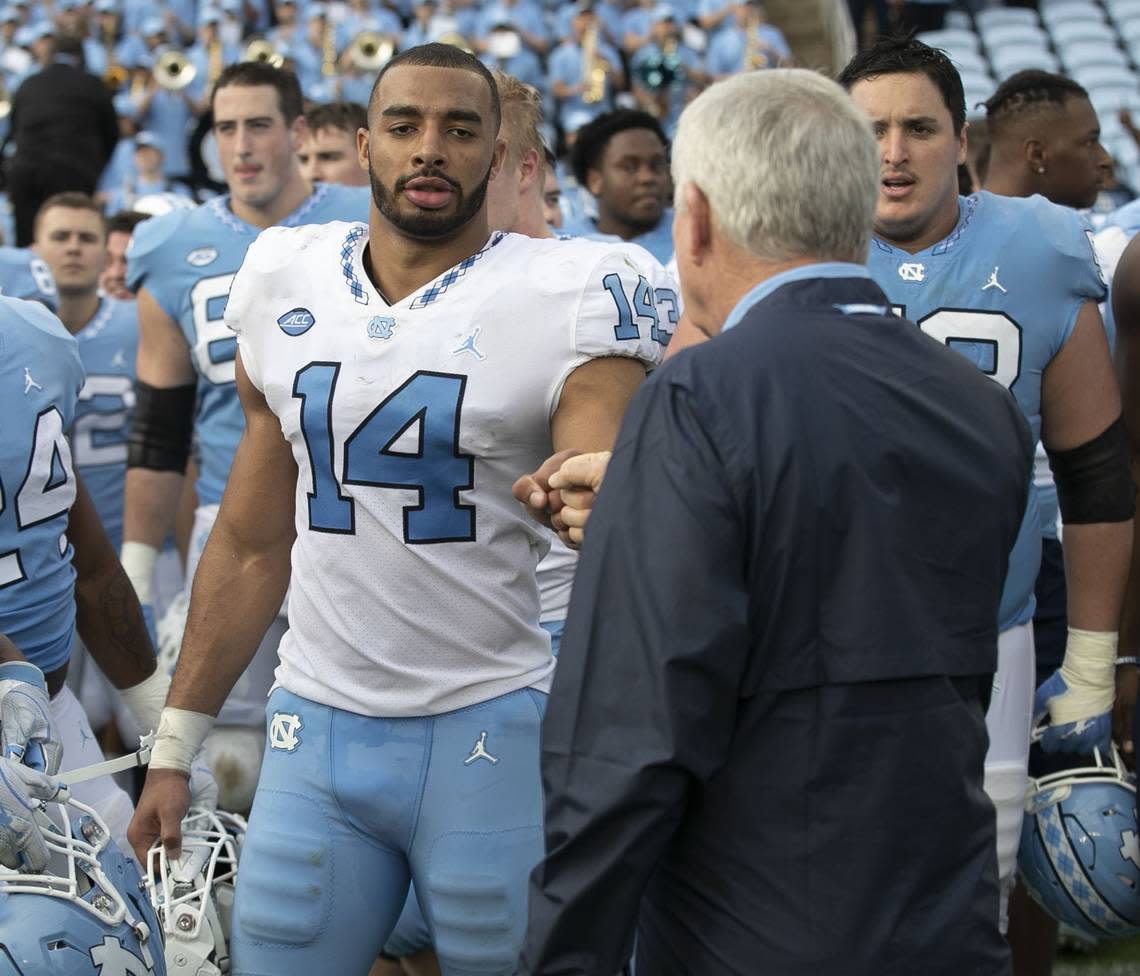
[
  {"x1": 227, "y1": 224, "x2": 663, "y2": 716},
  {"x1": 537, "y1": 240, "x2": 682, "y2": 622}
]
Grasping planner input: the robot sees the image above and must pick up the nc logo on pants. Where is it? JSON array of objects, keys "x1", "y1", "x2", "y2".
[{"x1": 269, "y1": 712, "x2": 304, "y2": 752}]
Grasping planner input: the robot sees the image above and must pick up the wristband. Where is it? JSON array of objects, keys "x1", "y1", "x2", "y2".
[
  {"x1": 1116, "y1": 656, "x2": 1140, "y2": 667},
  {"x1": 149, "y1": 707, "x2": 214, "y2": 775},
  {"x1": 120, "y1": 541, "x2": 159, "y2": 604},
  {"x1": 117, "y1": 667, "x2": 171, "y2": 736},
  {"x1": 0, "y1": 661, "x2": 46, "y2": 693}
]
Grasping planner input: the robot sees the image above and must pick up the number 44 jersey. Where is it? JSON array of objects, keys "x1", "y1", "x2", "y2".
[
  {"x1": 868, "y1": 191, "x2": 1106, "y2": 631},
  {"x1": 227, "y1": 225, "x2": 664, "y2": 718}
]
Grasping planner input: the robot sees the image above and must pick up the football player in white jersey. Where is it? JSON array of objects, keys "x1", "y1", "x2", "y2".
[
  {"x1": 119, "y1": 63, "x2": 370, "y2": 814},
  {"x1": 128, "y1": 43, "x2": 662, "y2": 976}
]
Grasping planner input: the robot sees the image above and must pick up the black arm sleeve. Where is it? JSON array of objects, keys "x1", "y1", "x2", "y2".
[
  {"x1": 1047, "y1": 415, "x2": 1135, "y2": 525},
  {"x1": 517, "y1": 374, "x2": 751, "y2": 975},
  {"x1": 126, "y1": 381, "x2": 196, "y2": 473}
]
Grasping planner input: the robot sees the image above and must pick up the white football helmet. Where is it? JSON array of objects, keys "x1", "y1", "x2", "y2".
[
  {"x1": 146, "y1": 808, "x2": 245, "y2": 976},
  {"x1": 0, "y1": 797, "x2": 164, "y2": 974}
]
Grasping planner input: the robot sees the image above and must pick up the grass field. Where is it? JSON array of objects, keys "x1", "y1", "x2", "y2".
[{"x1": 1055, "y1": 937, "x2": 1140, "y2": 975}]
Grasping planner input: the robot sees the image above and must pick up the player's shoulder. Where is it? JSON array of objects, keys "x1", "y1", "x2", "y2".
[
  {"x1": 306, "y1": 182, "x2": 370, "y2": 221},
  {"x1": 243, "y1": 220, "x2": 361, "y2": 275},
  {"x1": 0, "y1": 296, "x2": 83, "y2": 381},
  {"x1": 976, "y1": 190, "x2": 1091, "y2": 261},
  {"x1": 1105, "y1": 197, "x2": 1140, "y2": 237},
  {"x1": 0, "y1": 294, "x2": 72, "y2": 345},
  {"x1": 126, "y1": 206, "x2": 197, "y2": 265}
]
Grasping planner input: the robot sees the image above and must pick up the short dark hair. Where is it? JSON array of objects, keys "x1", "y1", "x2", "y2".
[
  {"x1": 984, "y1": 70, "x2": 1090, "y2": 140},
  {"x1": 838, "y1": 35, "x2": 967, "y2": 135},
  {"x1": 55, "y1": 34, "x2": 85, "y2": 67},
  {"x1": 305, "y1": 100, "x2": 368, "y2": 136},
  {"x1": 570, "y1": 109, "x2": 668, "y2": 186},
  {"x1": 106, "y1": 210, "x2": 151, "y2": 235},
  {"x1": 34, "y1": 191, "x2": 105, "y2": 238},
  {"x1": 367, "y1": 43, "x2": 501, "y2": 134},
  {"x1": 211, "y1": 61, "x2": 304, "y2": 124}
]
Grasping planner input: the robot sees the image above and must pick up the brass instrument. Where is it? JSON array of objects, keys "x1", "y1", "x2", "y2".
[
  {"x1": 207, "y1": 37, "x2": 223, "y2": 86},
  {"x1": 744, "y1": 10, "x2": 769, "y2": 71},
  {"x1": 347, "y1": 30, "x2": 395, "y2": 72},
  {"x1": 580, "y1": 25, "x2": 607, "y2": 105},
  {"x1": 321, "y1": 18, "x2": 338, "y2": 76},
  {"x1": 153, "y1": 49, "x2": 197, "y2": 91},
  {"x1": 241, "y1": 38, "x2": 285, "y2": 69},
  {"x1": 435, "y1": 31, "x2": 473, "y2": 54}
]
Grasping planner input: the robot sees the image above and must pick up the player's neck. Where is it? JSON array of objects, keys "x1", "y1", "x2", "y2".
[
  {"x1": 982, "y1": 158, "x2": 1034, "y2": 200},
  {"x1": 877, "y1": 193, "x2": 961, "y2": 255},
  {"x1": 595, "y1": 207, "x2": 658, "y2": 241},
  {"x1": 56, "y1": 290, "x2": 101, "y2": 335},
  {"x1": 366, "y1": 211, "x2": 495, "y2": 304},
  {"x1": 229, "y1": 172, "x2": 314, "y2": 230},
  {"x1": 513, "y1": 197, "x2": 556, "y2": 239}
]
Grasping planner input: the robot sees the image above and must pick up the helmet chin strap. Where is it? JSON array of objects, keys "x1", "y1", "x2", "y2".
[{"x1": 59, "y1": 731, "x2": 155, "y2": 789}]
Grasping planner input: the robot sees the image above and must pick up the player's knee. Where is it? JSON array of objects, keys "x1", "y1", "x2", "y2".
[
  {"x1": 423, "y1": 827, "x2": 540, "y2": 974},
  {"x1": 203, "y1": 725, "x2": 265, "y2": 814},
  {"x1": 234, "y1": 792, "x2": 332, "y2": 946}
]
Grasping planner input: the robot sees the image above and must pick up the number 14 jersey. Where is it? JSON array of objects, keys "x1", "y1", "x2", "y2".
[
  {"x1": 227, "y1": 225, "x2": 663, "y2": 717},
  {"x1": 867, "y1": 191, "x2": 1106, "y2": 631}
]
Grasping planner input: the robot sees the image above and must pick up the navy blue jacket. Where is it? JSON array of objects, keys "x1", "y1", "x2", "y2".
[{"x1": 518, "y1": 273, "x2": 1031, "y2": 976}]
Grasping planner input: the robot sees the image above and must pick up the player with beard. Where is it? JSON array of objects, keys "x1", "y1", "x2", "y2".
[{"x1": 127, "y1": 43, "x2": 663, "y2": 976}]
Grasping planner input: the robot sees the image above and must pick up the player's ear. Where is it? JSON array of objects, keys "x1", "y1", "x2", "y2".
[
  {"x1": 957, "y1": 119, "x2": 969, "y2": 167},
  {"x1": 678, "y1": 181, "x2": 711, "y2": 265},
  {"x1": 586, "y1": 166, "x2": 603, "y2": 197},
  {"x1": 489, "y1": 136, "x2": 507, "y2": 183},
  {"x1": 358, "y1": 126, "x2": 370, "y2": 173},
  {"x1": 518, "y1": 148, "x2": 540, "y2": 191},
  {"x1": 289, "y1": 113, "x2": 309, "y2": 153},
  {"x1": 1025, "y1": 138, "x2": 1046, "y2": 176}
]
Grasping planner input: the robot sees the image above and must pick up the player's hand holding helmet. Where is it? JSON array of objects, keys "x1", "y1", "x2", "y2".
[
  {"x1": 0, "y1": 756, "x2": 66, "y2": 872},
  {"x1": 1034, "y1": 628, "x2": 1118, "y2": 754},
  {"x1": 0, "y1": 660, "x2": 62, "y2": 774}
]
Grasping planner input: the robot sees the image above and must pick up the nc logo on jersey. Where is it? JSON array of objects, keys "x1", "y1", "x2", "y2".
[
  {"x1": 367, "y1": 315, "x2": 396, "y2": 340},
  {"x1": 268, "y1": 712, "x2": 303, "y2": 752},
  {"x1": 277, "y1": 307, "x2": 316, "y2": 337},
  {"x1": 897, "y1": 262, "x2": 925, "y2": 283},
  {"x1": 185, "y1": 247, "x2": 219, "y2": 268}
]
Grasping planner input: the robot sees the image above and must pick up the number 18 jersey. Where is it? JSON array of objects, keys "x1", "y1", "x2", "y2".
[
  {"x1": 227, "y1": 225, "x2": 663, "y2": 717},
  {"x1": 868, "y1": 191, "x2": 1106, "y2": 631}
]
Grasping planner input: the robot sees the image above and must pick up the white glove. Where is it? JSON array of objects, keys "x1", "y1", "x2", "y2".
[
  {"x1": 0, "y1": 661, "x2": 62, "y2": 775},
  {"x1": 0, "y1": 757, "x2": 65, "y2": 872}
]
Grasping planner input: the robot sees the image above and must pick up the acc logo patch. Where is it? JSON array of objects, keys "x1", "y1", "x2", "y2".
[
  {"x1": 367, "y1": 316, "x2": 396, "y2": 340},
  {"x1": 186, "y1": 247, "x2": 218, "y2": 267},
  {"x1": 269, "y1": 712, "x2": 303, "y2": 752},
  {"x1": 277, "y1": 307, "x2": 316, "y2": 337}
]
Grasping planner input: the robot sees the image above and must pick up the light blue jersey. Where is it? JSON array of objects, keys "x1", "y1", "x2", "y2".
[
  {"x1": 0, "y1": 297, "x2": 85, "y2": 673},
  {"x1": 868, "y1": 191, "x2": 1105, "y2": 631},
  {"x1": 125, "y1": 183, "x2": 369, "y2": 506},
  {"x1": 72, "y1": 298, "x2": 139, "y2": 554},
  {"x1": 560, "y1": 209, "x2": 675, "y2": 264},
  {"x1": 0, "y1": 247, "x2": 57, "y2": 308}
]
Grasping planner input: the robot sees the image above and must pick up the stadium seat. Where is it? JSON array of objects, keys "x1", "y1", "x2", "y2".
[
  {"x1": 947, "y1": 48, "x2": 991, "y2": 74},
  {"x1": 976, "y1": 7, "x2": 1041, "y2": 31},
  {"x1": 1062, "y1": 42, "x2": 1130, "y2": 71},
  {"x1": 1118, "y1": 17, "x2": 1140, "y2": 43},
  {"x1": 1049, "y1": 20, "x2": 1118, "y2": 46},
  {"x1": 981, "y1": 23, "x2": 1051, "y2": 52},
  {"x1": 1090, "y1": 85, "x2": 1140, "y2": 117},
  {"x1": 946, "y1": 9, "x2": 972, "y2": 30},
  {"x1": 1074, "y1": 63, "x2": 1139, "y2": 89},
  {"x1": 915, "y1": 28, "x2": 982, "y2": 52},
  {"x1": 1108, "y1": 0, "x2": 1140, "y2": 24},
  {"x1": 1040, "y1": 0, "x2": 1107, "y2": 26},
  {"x1": 990, "y1": 47, "x2": 1061, "y2": 79}
]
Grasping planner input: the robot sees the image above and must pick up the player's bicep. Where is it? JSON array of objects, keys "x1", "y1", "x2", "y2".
[
  {"x1": 216, "y1": 352, "x2": 297, "y2": 553},
  {"x1": 552, "y1": 355, "x2": 645, "y2": 454},
  {"x1": 136, "y1": 287, "x2": 194, "y2": 388},
  {"x1": 1042, "y1": 300, "x2": 1122, "y2": 452}
]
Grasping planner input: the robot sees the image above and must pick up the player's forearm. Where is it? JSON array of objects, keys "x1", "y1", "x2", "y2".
[
  {"x1": 1064, "y1": 521, "x2": 1133, "y2": 630},
  {"x1": 124, "y1": 467, "x2": 185, "y2": 550},
  {"x1": 167, "y1": 513, "x2": 292, "y2": 716}
]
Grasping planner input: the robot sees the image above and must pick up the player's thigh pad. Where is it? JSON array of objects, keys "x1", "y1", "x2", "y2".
[
  {"x1": 50, "y1": 684, "x2": 135, "y2": 856},
  {"x1": 231, "y1": 688, "x2": 422, "y2": 976},
  {"x1": 411, "y1": 688, "x2": 546, "y2": 976}
]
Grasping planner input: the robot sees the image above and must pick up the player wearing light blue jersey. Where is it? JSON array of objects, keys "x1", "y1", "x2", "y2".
[
  {"x1": 0, "y1": 245, "x2": 58, "y2": 308},
  {"x1": 0, "y1": 290, "x2": 178, "y2": 853},
  {"x1": 120, "y1": 62, "x2": 369, "y2": 813},
  {"x1": 841, "y1": 37, "x2": 1133, "y2": 929},
  {"x1": 128, "y1": 45, "x2": 660, "y2": 976},
  {"x1": 33, "y1": 193, "x2": 139, "y2": 554}
]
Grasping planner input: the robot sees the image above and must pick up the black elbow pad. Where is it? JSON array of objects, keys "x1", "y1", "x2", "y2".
[
  {"x1": 1047, "y1": 416, "x2": 1135, "y2": 525},
  {"x1": 127, "y1": 381, "x2": 196, "y2": 473}
]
